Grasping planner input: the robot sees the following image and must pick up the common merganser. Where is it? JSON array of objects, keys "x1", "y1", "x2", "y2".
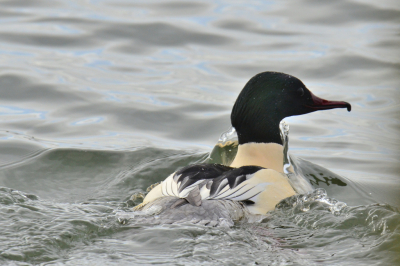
[{"x1": 133, "y1": 71, "x2": 351, "y2": 225}]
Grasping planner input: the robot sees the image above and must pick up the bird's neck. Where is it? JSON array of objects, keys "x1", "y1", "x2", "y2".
[
  {"x1": 229, "y1": 142, "x2": 284, "y2": 173},
  {"x1": 235, "y1": 120, "x2": 283, "y2": 145}
]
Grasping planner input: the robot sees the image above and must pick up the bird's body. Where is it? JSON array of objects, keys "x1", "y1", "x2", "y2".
[
  {"x1": 134, "y1": 71, "x2": 351, "y2": 225},
  {"x1": 136, "y1": 197, "x2": 249, "y2": 226}
]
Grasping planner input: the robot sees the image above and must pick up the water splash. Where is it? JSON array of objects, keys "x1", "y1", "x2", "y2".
[
  {"x1": 279, "y1": 120, "x2": 314, "y2": 194},
  {"x1": 276, "y1": 188, "x2": 347, "y2": 216},
  {"x1": 218, "y1": 126, "x2": 237, "y2": 143},
  {"x1": 208, "y1": 127, "x2": 238, "y2": 165},
  {"x1": 279, "y1": 120, "x2": 291, "y2": 174},
  {"x1": 116, "y1": 205, "x2": 163, "y2": 225}
]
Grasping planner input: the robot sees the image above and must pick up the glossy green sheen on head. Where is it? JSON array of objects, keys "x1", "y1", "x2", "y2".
[{"x1": 231, "y1": 72, "x2": 351, "y2": 145}]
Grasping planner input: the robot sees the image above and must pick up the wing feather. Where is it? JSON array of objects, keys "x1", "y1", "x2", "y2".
[
  {"x1": 158, "y1": 164, "x2": 267, "y2": 206},
  {"x1": 145, "y1": 166, "x2": 296, "y2": 215}
]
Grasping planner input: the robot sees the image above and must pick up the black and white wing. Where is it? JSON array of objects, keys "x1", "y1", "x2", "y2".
[
  {"x1": 160, "y1": 163, "x2": 268, "y2": 206},
  {"x1": 160, "y1": 163, "x2": 231, "y2": 206}
]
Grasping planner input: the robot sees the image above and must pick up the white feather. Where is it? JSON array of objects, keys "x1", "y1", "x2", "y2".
[
  {"x1": 211, "y1": 173, "x2": 254, "y2": 199},
  {"x1": 199, "y1": 182, "x2": 211, "y2": 200},
  {"x1": 161, "y1": 173, "x2": 177, "y2": 197},
  {"x1": 228, "y1": 182, "x2": 270, "y2": 201}
]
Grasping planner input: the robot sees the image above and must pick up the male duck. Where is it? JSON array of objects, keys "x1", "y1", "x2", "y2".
[{"x1": 134, "y1": 71, "x2": 351, "y2": 225}]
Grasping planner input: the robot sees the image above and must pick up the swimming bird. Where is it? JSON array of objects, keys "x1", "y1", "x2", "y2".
[{"x1": 133, "y1": 71, "x2": 351, "y2": 225}]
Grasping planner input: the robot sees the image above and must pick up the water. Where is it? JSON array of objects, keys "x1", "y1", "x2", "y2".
[{"x1": 0, "y1": 0, "x2": 399, "y2": 265}]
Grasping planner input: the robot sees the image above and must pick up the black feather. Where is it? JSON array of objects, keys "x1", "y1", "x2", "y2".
[
  {"x1": 175, "y1": 164, "x2": 232, "y2": 193},
  {"x1": 209, "y1": 166, "x2": 264, "y2": 197},
  {"x1": 173, "y1": 163, "x2": 265, "y2": 199}
]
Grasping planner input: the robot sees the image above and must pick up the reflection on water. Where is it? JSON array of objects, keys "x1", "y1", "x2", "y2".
[{"x1": 0, "y1": 0, "x2": 399, "y2": 265}]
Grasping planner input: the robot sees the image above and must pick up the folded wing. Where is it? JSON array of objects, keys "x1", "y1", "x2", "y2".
[{"x1": 160, "y1": 164, "x2": 268, "y2": 206}]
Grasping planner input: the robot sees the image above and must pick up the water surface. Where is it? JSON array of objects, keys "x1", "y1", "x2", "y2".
[{"x1": 0, "y1": 0, "x2": 399, "y2": 265}]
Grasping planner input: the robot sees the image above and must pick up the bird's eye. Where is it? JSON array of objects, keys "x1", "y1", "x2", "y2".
[{"x1": 297, "y1": 87, "x2": 304, "y2": 97}]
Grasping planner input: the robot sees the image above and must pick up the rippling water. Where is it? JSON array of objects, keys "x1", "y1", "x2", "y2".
[{"x1": 0, "y1": 0, "x2": 399, "y2": 265}]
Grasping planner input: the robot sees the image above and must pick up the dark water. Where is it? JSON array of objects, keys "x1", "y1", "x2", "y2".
[{"x1": 0, "y1": 0, "x2": 399, "y2": 265}]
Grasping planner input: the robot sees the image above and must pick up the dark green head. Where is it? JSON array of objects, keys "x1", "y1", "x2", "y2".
[{"x1": 231, "y1": 72, "x2": 351, "y2": 145}]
